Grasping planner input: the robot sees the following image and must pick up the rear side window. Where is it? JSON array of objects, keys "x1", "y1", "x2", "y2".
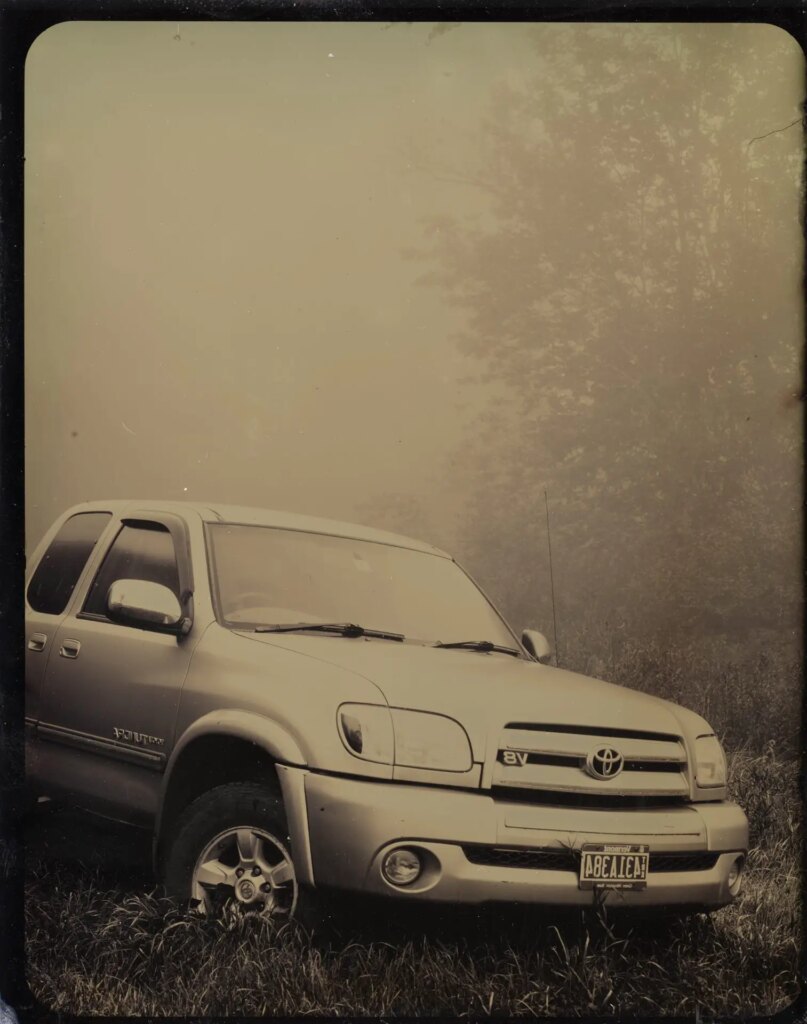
[
  {"x1": 27, "y1": 512, "x2": 112, "y2": 615},
  {"x1": 83, "y1": 522, "x2": 180, "y2": 619}
]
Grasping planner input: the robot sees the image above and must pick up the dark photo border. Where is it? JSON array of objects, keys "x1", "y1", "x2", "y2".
[{"x1": 1, "y1": 1, "x2": 804, "y2": 1022}]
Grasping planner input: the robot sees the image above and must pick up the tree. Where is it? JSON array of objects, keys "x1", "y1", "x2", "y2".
[{"x1": 415, "y1": 24, "x2": 802, "y2": 663}]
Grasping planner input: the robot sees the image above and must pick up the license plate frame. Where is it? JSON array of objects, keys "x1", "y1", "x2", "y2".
[{"x1": 578, "y1": 843, "x2": 649, "y2": 890}]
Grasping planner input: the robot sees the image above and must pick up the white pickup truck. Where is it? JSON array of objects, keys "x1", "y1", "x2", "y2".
[{"x1": 25, "y1": 500, "x2": 748, "y2": 920}]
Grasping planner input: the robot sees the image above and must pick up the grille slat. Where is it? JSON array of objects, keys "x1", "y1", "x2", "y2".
[
  {"x1": 498, "y1": 751, "x2": 685, "y2": 774},
  {"x1": 506, "y1": 723, "x2": 680, "y2": 743},
  {"x1": 463, "y1": 846, "x2": 719, "y2": 874}
]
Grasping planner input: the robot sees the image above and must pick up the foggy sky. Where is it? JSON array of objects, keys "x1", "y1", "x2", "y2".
[
  {"x1": 25, "y1": 21, "x2": 536, "y2": 547},
  {"x1": 25, "y1": 22, "x2": 802, "y2": 560}
]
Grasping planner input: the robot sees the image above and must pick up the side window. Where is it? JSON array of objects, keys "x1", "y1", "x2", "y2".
[
  {"x1": 27, "y1": 512, "x2": 112, "y2": 615},
  {"x1": 83, "y1": 522, "x2": 181, "y2": 620}
]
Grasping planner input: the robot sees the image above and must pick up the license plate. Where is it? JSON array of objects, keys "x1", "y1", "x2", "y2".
[{"x1": 579, "y1": 843, "x2": 649, "y2": 890}]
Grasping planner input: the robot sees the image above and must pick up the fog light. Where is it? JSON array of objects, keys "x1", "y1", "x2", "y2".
[
  {"x1": 727, "y1": 856, "x2": 744, "y2": 897},
  {"x1": 382, "y1": 847, "x2": 422, "y2": 886}
]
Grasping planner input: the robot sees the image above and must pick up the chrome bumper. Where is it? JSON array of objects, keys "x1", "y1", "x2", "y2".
[{"x1": 283, "y1": 768, "x2": 749, "y2": 909}]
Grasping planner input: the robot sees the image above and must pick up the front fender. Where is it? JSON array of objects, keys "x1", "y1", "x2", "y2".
[
  {"x1": 166, "y1": 708, "x2": 307, "y2": 774},
  {"x1": 153, "y1": 710, "x2": 308, "y2": 873}
]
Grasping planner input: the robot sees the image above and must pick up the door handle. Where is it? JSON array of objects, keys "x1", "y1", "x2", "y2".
[
  {"x1": 27, "y1": 632, "x2": 48, "y2": 652},
  {"x1": 59, "y1": 639, "x2": 81, "y2": 659}
]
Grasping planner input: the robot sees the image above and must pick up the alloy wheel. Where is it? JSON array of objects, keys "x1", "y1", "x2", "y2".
[{"x1": 191, "y1": 825, "x2": 297, "y2": 917}]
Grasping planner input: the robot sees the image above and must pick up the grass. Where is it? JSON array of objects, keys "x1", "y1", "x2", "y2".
[{"x1": 24, "y1": 748, "x2": 801, "y2": 1016}]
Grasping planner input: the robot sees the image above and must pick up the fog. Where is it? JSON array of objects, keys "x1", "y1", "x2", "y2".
[
  {"x1": 25, "y1": 22, "x2": 532, "y2": 540},
  {"x1": 26, "y1": 22, "x2": 803, "y2": 667}
]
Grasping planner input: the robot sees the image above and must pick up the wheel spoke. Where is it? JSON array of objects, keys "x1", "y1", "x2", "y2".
[
  {"x1": 195, "y1": 859, "x2": 231, "y2": 888},
  {"x1": 269, "y1": 859, "x2": 294, "y2": 886},
  {"x1": 235, "y1": 828, "x2": 259, "y2": 863}
]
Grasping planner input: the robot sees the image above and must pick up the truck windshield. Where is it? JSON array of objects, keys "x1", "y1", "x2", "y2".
[{"x1": 207, "y1": 523, "x2": 517, "y2": 648}]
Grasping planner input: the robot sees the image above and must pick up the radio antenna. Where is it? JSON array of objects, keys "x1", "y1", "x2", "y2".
[{"x1": 544, "y1": 489, "x2": 560, "y2": 666}]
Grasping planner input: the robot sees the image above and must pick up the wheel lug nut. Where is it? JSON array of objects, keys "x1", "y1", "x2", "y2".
[
  {"x1": 252, "y1": 866, "x2": 261, "y2": 876},
  {"x1": 236, "y1": 868, "x2": 244, "y2": 878},
  {"x1": 261, "y1": 883, "x2": 271, "y2": 893}
]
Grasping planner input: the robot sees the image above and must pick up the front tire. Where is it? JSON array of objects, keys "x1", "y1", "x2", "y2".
[{"x1": 163, "y1": 782, "x2": 298, "y2": 919}]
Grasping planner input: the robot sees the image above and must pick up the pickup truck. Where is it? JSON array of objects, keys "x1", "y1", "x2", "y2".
[{"x1": 25, "y1": 500, "x2": 748, "y2": 920}]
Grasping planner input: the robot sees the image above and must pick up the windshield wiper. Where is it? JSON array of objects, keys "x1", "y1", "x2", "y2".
[
  {"x1": 253, "y1": 622, "x2": 405, "y2": 641},
  {"x1": 434, "y1": 639, "x2": 521, "y2": 657}
]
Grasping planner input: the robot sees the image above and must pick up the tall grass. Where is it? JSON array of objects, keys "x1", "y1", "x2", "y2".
[{"x1": 25, "y1": 749, "x2": 801, "y2": 1017}]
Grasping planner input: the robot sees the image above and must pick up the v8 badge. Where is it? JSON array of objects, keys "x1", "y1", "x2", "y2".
[{"x1": 501, "y1": 750, "x2": 529, "y2": 766}]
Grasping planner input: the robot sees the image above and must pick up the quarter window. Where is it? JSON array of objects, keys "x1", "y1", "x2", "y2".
[
  {"x1": 27, "y1": 512, "x2": 112, "y2": 615},
  {"x1": 83, "y1": 522, "x2": 181, "y2": 619}
]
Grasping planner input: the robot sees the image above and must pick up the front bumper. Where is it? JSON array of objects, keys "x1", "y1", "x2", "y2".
[{"x1": 285, "y1": 768, "x2": 748, "y2": 909}]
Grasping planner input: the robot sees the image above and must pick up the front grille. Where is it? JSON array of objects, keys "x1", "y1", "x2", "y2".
[
  {"x1": 492, "y1": 786, "x2": 688, "y2": 810},
  {"x1": 494, "y1": 723, "x2": 689, "y2": 800},
  {"x1": 463, "y1": 846, "x2": 720, "y2": 874}
]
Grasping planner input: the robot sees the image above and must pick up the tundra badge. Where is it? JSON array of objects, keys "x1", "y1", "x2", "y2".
[{"x1": 113, "y1": 727, "x2": 165, "y2": 747}]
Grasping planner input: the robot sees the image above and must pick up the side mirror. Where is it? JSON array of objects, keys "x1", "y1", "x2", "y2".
[
  {"x1": 107, "y1": 579, "x2": 185, "y2": 634},
  {"x1": 521, "y1": 629, "x2": 552, "y2": 664}
]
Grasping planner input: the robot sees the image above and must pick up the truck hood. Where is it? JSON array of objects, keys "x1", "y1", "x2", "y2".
[{"x1": 236, "y1": 633, "x2": 687, "y2": 759}]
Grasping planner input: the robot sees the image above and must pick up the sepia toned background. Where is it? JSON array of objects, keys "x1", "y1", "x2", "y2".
[
  {"x1": 23, "y1": 21, "x2": 803, "y2": 1016},
  {"x1": 26, "y1": 22, "x2": 802, "y2": 673}
]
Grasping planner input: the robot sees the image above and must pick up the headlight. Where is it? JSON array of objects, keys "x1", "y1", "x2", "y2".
[
  {"x1": 694, "y1": 734, "x2": 727, "y2": 788},
  {"x1": 338, "y1": 704, "x2": 472, "y2": 772},
  {"x1": 338, "y1": 704, "x2": 394, "y2": 763},
  {"x1": 391, "y1": 708, "x2": 473, "y2": 772}
]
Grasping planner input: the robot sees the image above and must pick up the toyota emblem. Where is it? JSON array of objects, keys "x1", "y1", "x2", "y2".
[{"x1": 586, "y1": 746, "x2": 624, "y2": 780}]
